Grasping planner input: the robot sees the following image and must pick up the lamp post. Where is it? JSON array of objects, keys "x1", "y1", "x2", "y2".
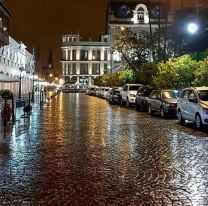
[
  {"x1": 31, "y1": 72, "x2": 35, "y2": 102},
  {"x1": 18, "y1": 67, "x2": 24, "y2": 100}
]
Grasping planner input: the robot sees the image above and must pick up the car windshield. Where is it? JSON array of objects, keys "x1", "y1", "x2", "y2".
[
  {"x1": 129, "y1": 86, "x2": 141, "y2": 91},
  {"x1": 162, "y1": 91, "x2": 179, "y2": 99},
  {"x1": 198, "y1": 90, "x2": 208, "y2": 101},
  {"x1": 114, "y1": 90, "x2": 120, "y2": 94}
]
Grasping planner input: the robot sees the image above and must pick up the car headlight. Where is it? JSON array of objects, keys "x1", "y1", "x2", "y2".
[{"x1": 203, "y1": 108, "x2": 208, "y2": 115}]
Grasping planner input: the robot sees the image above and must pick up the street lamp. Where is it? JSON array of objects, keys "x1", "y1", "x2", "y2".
[
  {"x1": 187, "y1": 22, "x2": 199, "y2": 34},
  {"x1": 18, "y1": 67, "x2": 24, "y2": 100},
  {"x1": 31, "y1": 72, "x2": 35, "y2": 102}
]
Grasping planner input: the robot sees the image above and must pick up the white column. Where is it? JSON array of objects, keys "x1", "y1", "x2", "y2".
[
  {"x1": 101, "y1": 49, "x2": 104, "y2": 61},
  {"x1": 76, "y1": 63, "x2": 80, "y2": 75},
  {"x1": 66, "y1": 49, "x2": 68, "y2": 60},
  {"x1": 70, "y1": 49, "x2": 72, "y2": 60},
  {"x1": 88, "y1": 76, "x2": 92, "y2": 86},
  {"x1": 100, "y1": 63, "x2": 104, "y2": 75},
  {"x1": 88, "y1": 62, "x2": 92, "y2": 75},
  {"x1": 88, "y1": 49, "x2": 92, "y2": 60},
  {"x1": 76, "y1": 49, "x2": 80, "y2": 60}
]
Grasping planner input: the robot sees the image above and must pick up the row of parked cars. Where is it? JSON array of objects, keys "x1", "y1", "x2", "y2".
[{"x1": 86, "y1": 84, "x2": 208, "y2": 130}]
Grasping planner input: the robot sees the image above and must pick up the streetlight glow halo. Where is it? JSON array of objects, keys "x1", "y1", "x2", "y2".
[{"x1": 187, "y1": 22, "x2": 198, "y2": 34}]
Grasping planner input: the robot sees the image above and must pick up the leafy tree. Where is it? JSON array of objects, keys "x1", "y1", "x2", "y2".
[
  {"x1": 113, "y1": 27, "x2": 155, "y2": 71},
  {"x1": 153, "y1": 55, "x2": 199, "y2": 89},
  {"x1": 194, "y1": 58, "x2": 208, "y2": 86}
]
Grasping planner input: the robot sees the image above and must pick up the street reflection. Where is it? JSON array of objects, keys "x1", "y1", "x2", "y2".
[{"x1": 0, "y1": 93, "x2": 208, "y2": 205}]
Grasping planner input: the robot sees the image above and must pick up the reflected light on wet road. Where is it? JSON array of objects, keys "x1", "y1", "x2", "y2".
[{"x1": 0, "y1": 93, "x2": 208, "y2": 205}]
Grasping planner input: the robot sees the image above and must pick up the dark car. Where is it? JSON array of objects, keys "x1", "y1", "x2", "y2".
[
  {"x1": 135, "y1": 86, "x2": 153, "y2": 112},
  {"x1": 147, "y1": 89, "x2": 180, "y2": 118},
  {"x1": 109, "y1": 88, "x2": 122, "y2": 104}
]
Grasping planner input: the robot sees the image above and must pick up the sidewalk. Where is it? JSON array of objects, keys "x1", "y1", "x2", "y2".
[
  {"x1": 0, "y1": 95, "x2": 43, "y2": 137},
  {"x1": 0, "y1": 92, "x2": 60, "y2": 137}
]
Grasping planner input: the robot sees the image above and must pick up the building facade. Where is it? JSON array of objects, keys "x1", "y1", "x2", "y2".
[
  {"x1": 0, "y1": 36, "x2": 35, "y2": 96},
  {"x1": 106, "y1": 1, "x2": 175, "y2": 71},
  {"x1": 61, "y1": 34, "x2": 111, "y2": 86},
  {"x1": 0, "y1": 0, "x2": 10, "y2": 46}
]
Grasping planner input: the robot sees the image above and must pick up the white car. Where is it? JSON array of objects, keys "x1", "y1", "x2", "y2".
[
  {"x1": 177, "y1": 87, "x2": 208, "y2": 130},
  {"x1": 120, "y1": 84, "x2": 143, "y2": 107}
]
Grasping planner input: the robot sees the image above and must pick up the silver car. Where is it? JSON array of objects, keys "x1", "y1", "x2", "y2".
[{"x1": 177, "y1": 87, "x2": 208, "y2": 130}]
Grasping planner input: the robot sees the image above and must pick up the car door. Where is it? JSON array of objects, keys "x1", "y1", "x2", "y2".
[
  {"x1": 187, "y1": 91, "x2": 198, "y2": 121},
  {"x1": 154, "y1": 91, "x2": 162, "y2": 112},
  {"x1": 149, "y1": 91, "x2": 157, "y2": 110},
  {"x1": 179, "y1": 90, "x2": 191, "y2": 119}
]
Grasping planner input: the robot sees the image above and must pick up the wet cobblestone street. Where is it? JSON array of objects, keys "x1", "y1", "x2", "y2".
[{"x1": 0, "y1": 93, "x2": 208, "y2": 205}]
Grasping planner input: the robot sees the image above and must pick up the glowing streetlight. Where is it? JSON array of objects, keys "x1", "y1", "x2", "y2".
[
  {"x1": 120, "y1": 26, "x2": 125, "y2": 31},
  {"x1": 49, "y1": 73, "x2": 53, "y2": 78},
  {"x1": 187, "y1": 22, "x2": 199, "y2": 34},
  {"x1": 59, "y1": 79, "x2": 64, "y2": 85}
]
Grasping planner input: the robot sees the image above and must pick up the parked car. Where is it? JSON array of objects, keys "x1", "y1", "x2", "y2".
[
  {"x1": 106, "y1": 88, "x2": 112, "y2": 102},
  {"x1": 96, "y1": 87, "x2": 102, "y2": 97},
  {"x1": 147, "y1": 89, "x2": 180, "y2": 118},
  {"x1": 135, "y1": 85, "x2": 153, "y2": 112},
  {"x1": 120, "y1": 84, "x2": 144, "y2": 107},
  {"x1": 88, "y1": 87, "x2": 96, "y2": 95},
  {"x1": 102, "y1": 87, "x2": 111, "y2": 99},
  {"x1": 109, "y1": 88, "x2": 122, "y2": 104},
  {"x1": 177, "y1": 87, "x2": 208, "y2": 130}
]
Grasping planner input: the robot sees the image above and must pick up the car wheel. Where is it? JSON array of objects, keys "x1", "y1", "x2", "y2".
[
  {"x1": 160, "y1": 108, "x2": 166, "y2": 118},
  {"x1": 148, "y1": 105, "x2": 152, "y2": 115},
  {"x1": 178, "y1": 110, "x2": 185, "y2": 125},
  {"x1": 195, "y1": 114, "x2": 203, "y2": 130}
]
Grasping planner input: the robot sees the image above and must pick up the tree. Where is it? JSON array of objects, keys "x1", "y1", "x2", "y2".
[
  {"x1": 113, "y1": 27, "x2": 155, "y2": 71},
  {"x1": 194, "y1": 58, "x2": 208, "y2": 86},
  {"x1": 153, "y1": 55, "x2": 199, "y2": 89}
]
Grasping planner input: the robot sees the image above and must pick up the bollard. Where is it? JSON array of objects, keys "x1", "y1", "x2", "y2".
[
  {"x1": 12, "y1": 95, "x2": 15, "y2": 124},
  {"x1": 29, "y1": 92, "x2": 31, "y2": 107},
  {"x1": 3, "y1": 98, "x2": 7, "y2": 127}
]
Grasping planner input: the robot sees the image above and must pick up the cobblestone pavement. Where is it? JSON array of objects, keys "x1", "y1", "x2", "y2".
[{"x1": 0, "y1": 93, "x2": 208, "y2": 206}]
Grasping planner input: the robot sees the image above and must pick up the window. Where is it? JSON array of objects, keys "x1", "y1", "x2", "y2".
[
  {"x1": 72, "y1": 50, "x2": 76, "y2": 60},
  {"x1": 80, "y1": 50, "x2": 88, "y2": 60},
  {"x1": 80, "y1": 63, "x2": 88, "y2": 75},
  {"x1": 162, "y1": 91, "x2": 179, "y2": 99},
  {"x1": 62, "y1": 50, "x2": 66, "y2": 60},
  {"x1": 198, "y1": 90, "x2": 208, "y2": 101},
  {"x1": 104, "y1": 63, "x2": 108, "y2": 74},
  {"x1": 72, "y1": 63, "x2": 76, "y2": 74},
  {"x1": 92, "y1": 63, "x2": 100, "y2": 75},
  {"x1": 92, "y1": 50, "x2": 100, "y2": 60},
  {"x1": 181, "y1": 90, "x2": 191, "y2": 100},
  {"x1": 104, "y1": 50, "x2": 108, "y2": 61},
  {"x1": 67, "y1": 50, "x2": 71, "y2": 60},
  {"x1": 68, "y1": 64, "x2": 71, "y2": 75}
]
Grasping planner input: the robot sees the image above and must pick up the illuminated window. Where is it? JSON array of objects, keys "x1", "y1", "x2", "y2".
[{"x1": 92, "y1": 63, "x2": 100, "y2": 75}]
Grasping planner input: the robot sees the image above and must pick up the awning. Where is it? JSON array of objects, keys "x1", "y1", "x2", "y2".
[{"x1": 0, "y1": 74, "x2": 19, "y2": 83}]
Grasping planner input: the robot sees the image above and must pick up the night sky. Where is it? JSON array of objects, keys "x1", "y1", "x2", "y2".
[{"x1": 4, "y1": 0, "x2": 208, "y2": 76}]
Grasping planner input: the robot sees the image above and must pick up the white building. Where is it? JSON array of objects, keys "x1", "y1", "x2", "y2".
[
  {"x1": 61, "y1": 34, "x2": 111, "y2": 86},
  {"x1": 106, "y1": 1, "x2": 174, "y2": 71},
  {"x1": 0, "y1": 36, "x2": 35, "y2": 96}
]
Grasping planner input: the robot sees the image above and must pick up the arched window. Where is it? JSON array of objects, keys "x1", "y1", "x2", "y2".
[{"x1": 131, "y1": 4, "x2": 149, "y2": 24}]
